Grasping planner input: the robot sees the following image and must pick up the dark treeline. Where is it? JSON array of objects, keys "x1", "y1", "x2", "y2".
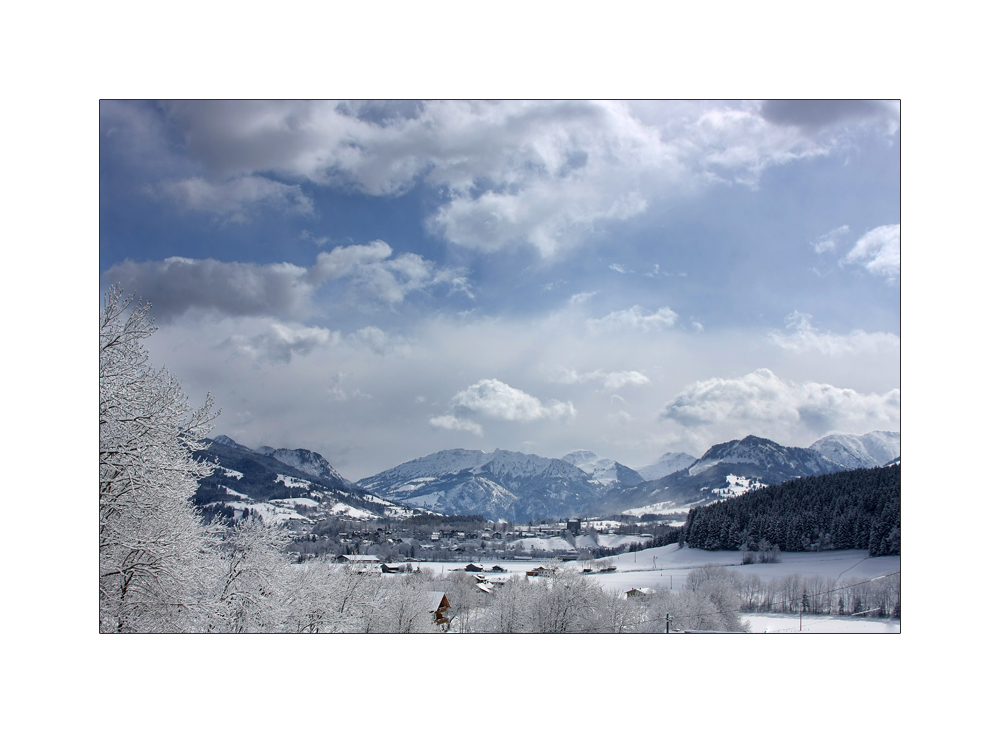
[{"x1": 682, "y1": 464, "x2": 900, "y2": 556}]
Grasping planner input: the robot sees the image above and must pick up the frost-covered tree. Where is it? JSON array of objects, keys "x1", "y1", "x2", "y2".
[
  {"x1": 99, "y1": 286, "x2": 219, "y2": 632},
  {"x1": 211, "y1": 518, "x2": 288, "y2": 632}
]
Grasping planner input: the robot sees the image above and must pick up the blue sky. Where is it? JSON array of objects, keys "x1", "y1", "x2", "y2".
[{"x1": 100, "y1": 100, "x2": 900, "y2": 480}]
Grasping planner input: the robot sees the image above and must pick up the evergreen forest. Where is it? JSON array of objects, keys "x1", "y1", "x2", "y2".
[{"x1": 681, "y1": 464, "x2": 900, "y2": 556}]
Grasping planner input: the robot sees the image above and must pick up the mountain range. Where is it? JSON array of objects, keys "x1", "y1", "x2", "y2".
[
  {"x1": 202, "y1": 431, "x2": 899, "y2": 523},
  {"x1": 193, "y1": 436, "x2": 420, "y2": 525}
]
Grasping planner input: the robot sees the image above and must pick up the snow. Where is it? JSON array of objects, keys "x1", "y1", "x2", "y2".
[
  {"x1": 743, "y1": 613, "x2": 899, "y2": 633},
  {"x1": 711, "y1": 474, "x2": 765, "y2": 498},
  {"x1": 223, "y1": 486, "x2": 250, "y2": 499},
  {"x1": 329, "y1": 502, "x2": 377, "y2": 519},
  {"x1": 510, "y1": 537, "x2": 576, "y2": 552},
  {"x1": 224, "y1": 501, "x2": 307, "y2": 525},
  {"x1": 621, "y1": 500, "x2": 700, "y2": 519},
  {"x1": 220, "y1": 467, "x2": 243, "y2": 479},
  {"x1": 272, "y1": 497, "x2": 319, "y2": 508},
  {"x1": 568, "y1": 544, "x2": 900, "y2": 594},
  {"x1": 275, "y1": 474, "x2": 312, "y2": 489},
  {"x1": 406, "y1": 491, "x2": 444, "y2": 508},
  {"x1": 574, "y1": 533, "x2": 647, "y2": 549}
]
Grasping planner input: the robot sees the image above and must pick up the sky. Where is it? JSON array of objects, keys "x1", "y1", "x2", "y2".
[{"x1": 99, "y1": 100, "x2": 900, "y2": 480}]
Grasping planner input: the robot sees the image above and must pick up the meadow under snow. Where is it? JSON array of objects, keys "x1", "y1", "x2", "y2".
[{"x1": 412, "y1": 543, "x2": 901, "y2": 633}]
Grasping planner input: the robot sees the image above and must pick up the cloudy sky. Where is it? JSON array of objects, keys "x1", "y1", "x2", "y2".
[{"x1": 100, "y1": 100, "x2": 900, "y2": 480}]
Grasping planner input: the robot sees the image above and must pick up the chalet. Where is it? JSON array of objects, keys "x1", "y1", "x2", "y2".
[
  {"x1": 475, "y1": 582, "x2": 493, "y2": 594},
  {"x1": 426, "y1": 592, "x2": 452, "y2": 630},
  {"x1": 465, "y1": 563, "x2": 485, "y2": 572},
  {"x1": 567, "y1": 519, "x2": 582, "y2": 534},
  {"x1": 381, "y1": 563, "x2": 402, "y2": 574},
  {"x1": 490, "y1": 565, "x2": 507, "y2": 573},
  {"x1": 626, "y1": 588, "x2": 651, "y2": 598}
]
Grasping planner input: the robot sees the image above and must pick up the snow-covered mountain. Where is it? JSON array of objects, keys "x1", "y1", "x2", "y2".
[
  {"x1": 256, "y1": 445, "x2": 353, "y2": 487},
  {"x1": 561, "y1": 451, "x2": 644, "y2": 489},
  {"x1": 598, "y1": 435, "x2": 843, "y2": 515},
  {"x1": 358, "y1": 448, "x2": 604, "y2": 521},
  {"x1": 809, "y1": 431, "x2": 900, "y2": 470},
  {"x1": 196, "y1": 437, "x2": 420, "y2": 525},
  {"x1": 688, "y1": 435, "x2": 839, "y2": 477},
  {"x1": 635, "y1": 452, "x2": 697, "y2": 481}
]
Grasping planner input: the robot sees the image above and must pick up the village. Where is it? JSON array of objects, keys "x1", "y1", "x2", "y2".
[{"x1": 285, "y1": 514, "x2": 683, "y2": 566}]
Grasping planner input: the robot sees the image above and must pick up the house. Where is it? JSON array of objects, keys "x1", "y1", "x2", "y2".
[
  {"x1": 626, "y1": 588, "x2": 652, "y2": 598},
  {"x1": 465, "y1": 563, "x2": 484, "y2": 573},
  {"x1": 475, "y1": 582, "x2": 493, "y2": 594},
  {"x1": 426, "y1": 592, "x2": 452, "y2": 630},
  {"x1": 490, "y1": 565, "x2": 507, "y2": 573},
  {"x1": 567, "y1": 519, "x2": 582, "y2": 534},
  {"x1": 381, "y1": 563, "x2": 402, "y2": 574}
]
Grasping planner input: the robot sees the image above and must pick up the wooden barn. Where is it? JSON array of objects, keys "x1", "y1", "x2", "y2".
[{"x1": 426, "y1": 592, "x2": 452, "y2": 630}]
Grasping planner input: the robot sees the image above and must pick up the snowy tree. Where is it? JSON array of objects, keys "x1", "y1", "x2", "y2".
[
  {"x1": 99, "y1": 286, "x2": 219, "y2": 632},
  {"x1": 211, "y1": 517, "x2": 289, "y2": 632}
]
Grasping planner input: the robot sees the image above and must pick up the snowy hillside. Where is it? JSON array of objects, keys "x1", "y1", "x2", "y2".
[
  {"x1": 358, "y1": 448, "x2": 603, "y2": 521},
  {"x1": 596, "y1": 435, "x2": 843, "y2": 516},
  {"x1": 635, "y1": 452, "x2": 697, "y2": 481},
  {"x1": 561, "y1": 451, "x2": 644, "y2": 489},
  {"x1": 256, "y1": 445, "x2": 354, "y2": 487},
  {"x1": 809, "y1": 431, "x2": 900, "y2": 470},
  {"x1": 196, "y1": 437, "x2": 421, "y2": 526}
]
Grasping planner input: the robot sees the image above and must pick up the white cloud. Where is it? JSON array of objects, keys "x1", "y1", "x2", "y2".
[
  {"x1": 587, "y1": 305, "x2": 679, "y2": 333},
  {"x1": 102, "y1": 240, "x2": 471, "y2": 321},
  {"x1": 768, "y1": 312, "x2": 900, "y2": 355},
  {"x1": 429, "y1": 415, "x2": 484, "y2": 437},
  {"x1": 328, "y1": 372, "x2": 372, "y2": 401},
  {"x1": 659, "y1": 368, "x2": 900, "y2": 445},
  {"x1": 161, "y1": 175, "x2": 313, "y2": 222},
  {"x1": 609, "y1": 263, "x2": 630, "y2": 274},
  {"x1": 451, "y1": 378, "x2": 575, "y2": 422},
  {"x1": 548, "y1": 366, "x2": 651, "y2": 391},
  {"x1": 309, "y1": 240, "x2": 394, "y2": 283},
  {"x1": 348, "y1": 326, "x2": 398, "y2": 355},
  {"x1": 843, "y1": 224, "x2": 900, "y2": 279},
  {"x1": 103, "y1": 257, "x2": 315, "y2": 321},
  {"x1": 150, "y1": 100, "x2": 882, "y2": 257},
  {"x1": 217, "y1": 319, "x2": 339, "y2": 363},
  {"x1": 568, "y1": 291, "x2": 597, "y2": 306},
  {"x1": 813, "y1": 224, "x2": 850, "y2": 254}
]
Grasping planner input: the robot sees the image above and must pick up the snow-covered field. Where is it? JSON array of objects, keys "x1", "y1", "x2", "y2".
[
  {"x1": 509, "y1": 534, "x2": 647, "y2": 552},
  {"x1": 743, "y1": 613, "x2": 899, "y2": 633},
  {"x1": 572, "y1": 544, "x2": 899, "y2": 593},
  {"x1": 410, "y1": 544, "x2": 900, "y2": 633}
]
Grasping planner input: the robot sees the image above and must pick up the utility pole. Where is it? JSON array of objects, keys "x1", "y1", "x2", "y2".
[{"x1": 666, "y1": 613, "x2": 671, "y2": 634}]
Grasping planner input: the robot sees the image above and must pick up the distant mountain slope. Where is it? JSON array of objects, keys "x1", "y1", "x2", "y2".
[
  {"x1": 561, "y1": 451, "x2": 645, "y2": 489},
  {"x1": 256, "y1": 445, "x2": 354, "y2": 487},
  {"x1": 635, "y1": 452, "x2": 697, "y2": 481},
  {"x1": 194, "y1": 437, "x2": 418, "y2": 524},
  {"x1": 597, "y1": 435, "x2": 842, "y2": 515},
  {"x1": 358, "y1": 448, "x2": 603, "y2": 521},
  {"x1": 809, "y1": 431, "x2": 900, "y2": 470}
]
